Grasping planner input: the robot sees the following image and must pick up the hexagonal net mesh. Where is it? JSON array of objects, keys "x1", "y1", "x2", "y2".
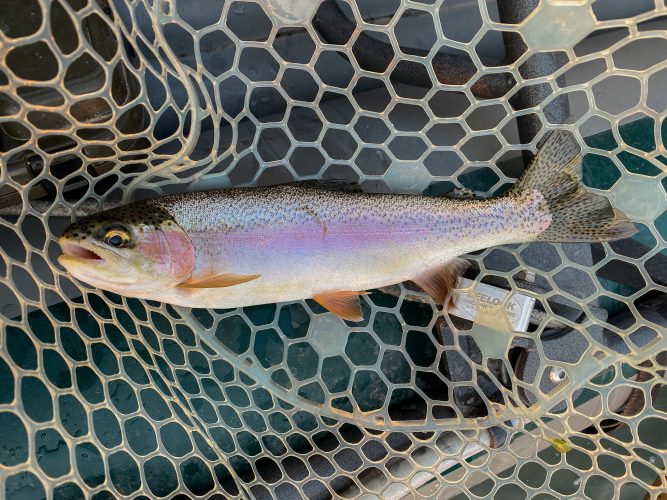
[{"x1": 0, "y1": 0, "x2": 666, "y2": 498}]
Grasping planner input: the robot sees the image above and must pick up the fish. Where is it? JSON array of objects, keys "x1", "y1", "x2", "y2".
[{"x1": 58, "y1": 131, "x2": 636, "y2": 321}]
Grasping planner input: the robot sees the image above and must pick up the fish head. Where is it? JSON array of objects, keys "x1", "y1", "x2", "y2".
[{"x1": 58, "y1": 202, "x2": 194, "y2": 295}]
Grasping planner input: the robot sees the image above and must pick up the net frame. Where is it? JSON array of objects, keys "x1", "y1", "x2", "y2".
[{"x1": 0, "y1": 0, "x2": 665, "y2": 498}]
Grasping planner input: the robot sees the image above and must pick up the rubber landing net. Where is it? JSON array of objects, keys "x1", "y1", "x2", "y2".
[{"x1": 0, "y1": 0, "x2": 665, "y2": 498}]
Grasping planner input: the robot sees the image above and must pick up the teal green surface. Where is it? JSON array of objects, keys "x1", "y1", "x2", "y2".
[{"x1": 583, "y1": 118, "x2": 665, "y2": 313}]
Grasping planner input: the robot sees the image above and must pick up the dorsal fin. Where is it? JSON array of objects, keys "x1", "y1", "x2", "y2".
[
  {"x1": 444, "y1": 187, "x2": 479, "y2": 200},
  {"x1": 283, "y1": 179, "x2": 364, "y2": 193}
]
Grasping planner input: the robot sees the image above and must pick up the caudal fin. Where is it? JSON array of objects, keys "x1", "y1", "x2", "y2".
[{"x1": 510, "y1": 130, "x2": 637, "y2": 243}]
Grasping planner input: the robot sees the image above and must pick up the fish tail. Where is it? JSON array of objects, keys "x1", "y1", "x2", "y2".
[{"x1": 510, "y1": 130, "x2": 637, "y2": 243}]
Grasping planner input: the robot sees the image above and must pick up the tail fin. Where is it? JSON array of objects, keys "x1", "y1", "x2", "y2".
[{"x1": 510, "y1": 130, "x2": 637, "y2": 243}]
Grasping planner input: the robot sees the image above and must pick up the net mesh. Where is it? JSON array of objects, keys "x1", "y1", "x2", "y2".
[{"x1": 0, "y1": 0, "x2": 666, "y2": 498}]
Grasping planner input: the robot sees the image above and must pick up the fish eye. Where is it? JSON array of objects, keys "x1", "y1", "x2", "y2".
[{"x1": 104, "y1": 226, "x2": 131, "y2": 248}]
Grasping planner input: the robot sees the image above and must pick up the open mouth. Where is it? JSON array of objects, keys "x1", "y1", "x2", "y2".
[{"x1": 60, "y1": 241, "x2": 104, "y2": 262}]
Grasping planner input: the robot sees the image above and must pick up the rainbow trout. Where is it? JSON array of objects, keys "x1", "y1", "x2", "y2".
[{"x1": 59, "y1": 131, "x2": 636, "y2": 320}]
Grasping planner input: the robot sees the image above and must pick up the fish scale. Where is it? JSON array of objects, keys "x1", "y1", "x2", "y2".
[{"x1": 143, "y1": 185, "x2": 541, "y2": 307}]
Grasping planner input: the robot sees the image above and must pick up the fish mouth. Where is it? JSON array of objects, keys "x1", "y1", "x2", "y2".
[
  {"x1": 58, "y1": 239, "x2": 135, "y2": 285},
  {"x1": 60, "y1": 241, "x2": 105, "y2": 263}
]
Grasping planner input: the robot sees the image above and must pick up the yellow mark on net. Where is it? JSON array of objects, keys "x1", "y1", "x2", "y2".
[
  {"x1": 303, "y1": 205, "x2": 327, "y2": 237},
  {"x1": 547, "y1": 438, "x2": 572, "y2": 454}
]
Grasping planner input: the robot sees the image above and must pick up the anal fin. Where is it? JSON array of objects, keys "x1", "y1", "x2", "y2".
[
  {"x1": 313, "y1": 290, "x2": 366, "y2": 322},
  {"x1": 179, "y1": 273, "x2": 261, "y2": 289},
  {"x1": 413, "y1": 258, "x2": 469, "y2": 306}
]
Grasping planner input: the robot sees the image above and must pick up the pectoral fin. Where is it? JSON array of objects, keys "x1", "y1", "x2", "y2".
[
  {"x1": 413, "y1": 258, "x2": 469, "y2": 305},
  {"x1": 313, "y1": 290, "x2": 366, "y2": 321},
  {"x1": 179, "y1": 273, "x2": 261, "y2": 289}
]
